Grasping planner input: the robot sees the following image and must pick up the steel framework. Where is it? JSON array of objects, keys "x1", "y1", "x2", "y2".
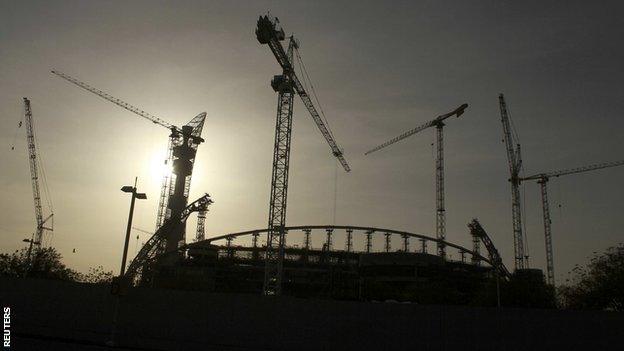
[
  {"x1": 124, "y1": 193, "x2": 213, "y2": 282},
  {"x1": 22, "y1": 98, "x2": 53, "y2": 248},
  {"x1": 499, "y1": 94, "x2": 526, "y2": 270},
  {"x1": 192, "y1": 224, "x2": 493, "y2": 267},
  {"x1": 468, "y1": 219, "x2": 511, "y2": 279},
  {"x1": 263, "y1": 37, "x2": 296, "y2": 295}
]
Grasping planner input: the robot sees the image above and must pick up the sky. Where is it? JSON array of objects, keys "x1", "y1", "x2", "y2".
[{"x1": 0, "y1": 0, "x2": 623, "y2": 284}]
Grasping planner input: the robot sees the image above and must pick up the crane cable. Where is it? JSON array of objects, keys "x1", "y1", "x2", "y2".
[
  {"x1": 294, "y1": 47, "x2": 337, "y2": 142},
  {"x1": 293, "y1": 47, "x2": 340, "y2": 224}
]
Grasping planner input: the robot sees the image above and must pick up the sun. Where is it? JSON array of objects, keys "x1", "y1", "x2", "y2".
[{"x1": 148, "y1": 148, "x2": 173, "y2": 184}]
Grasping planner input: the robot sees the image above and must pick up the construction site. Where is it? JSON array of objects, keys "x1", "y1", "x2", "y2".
[{"x1": 2, "y1": 5, "x2": 624, "y2": 351}]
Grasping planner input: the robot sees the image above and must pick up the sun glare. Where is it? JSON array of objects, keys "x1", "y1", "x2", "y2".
[{"x1": 148, "y1": 149, "x2": 173, "y2": 184}]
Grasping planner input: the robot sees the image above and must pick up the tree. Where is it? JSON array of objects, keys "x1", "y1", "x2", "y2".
[
  {"x1": 81, "y1": 265, "x2": 114, "y2": 284},
  {"x1": 559, "y1": 244, "x2": 624, "y2": 311},
  {"x1": 1, "y1": 247, "x2": 79, "y2": 280},
  {"x1": 0, "y1": 247, "x2": 80, "y2": 280},
  {"x1": 0, "y1": 247, "x2": 115, "y2": 284}
]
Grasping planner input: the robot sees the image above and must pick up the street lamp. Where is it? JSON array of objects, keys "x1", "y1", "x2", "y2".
[
  {"x1": 22, "y1": 236, "x2": 40, "y2": 277},
  {"x1": 119, "y1": 177, "x2": 147, "y2": 276}
]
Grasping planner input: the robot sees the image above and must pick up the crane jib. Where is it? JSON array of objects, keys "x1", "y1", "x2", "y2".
[{"x1": 259, "y1": 21, "x2": 351, "y2": 172}]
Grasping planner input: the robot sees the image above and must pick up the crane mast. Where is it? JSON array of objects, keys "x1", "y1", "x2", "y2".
[
  {"x1": 499, "y1": 94, "x2": 526, "y2": 270},
  {"x1": 256, "y1": 15, "x2": 351, "y2": 295},
  {"x1": 365, "y1": 104, "x2": 468, "y2": 259},
  {"x1": 520, "y1": 159, "x2": 624, "y2": 285},
  {"x1": 23, "y1": 98, "x2": 54, "y2": 247}
]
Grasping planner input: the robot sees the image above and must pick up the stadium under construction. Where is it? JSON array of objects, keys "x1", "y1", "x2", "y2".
[
  {"x1": 132, "y1": 223, "x2": 520, "y2": 305},
  {"x1": 17, "y1": 14, "x2": 622, "y2": 307}
]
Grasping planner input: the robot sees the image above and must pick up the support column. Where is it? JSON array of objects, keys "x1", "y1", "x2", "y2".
[
  {"x1": 435, "y1": 123, "x2": 446, "y2": 259},
  {"x1": 345, "y1": 228, "x2": 353, "y2": 253},
  {"x1": 365, "y1": 230, "x2": 374, "y2": 253},
  {"x1": 384, "y1": 232, "x2": 391, "y2": 253},
  {"x1": 325, "y1": 228, "x2": 333, "y2": 251},
  {"x1": 303, "y1": 228, "x2": 312, "y2": 251}
]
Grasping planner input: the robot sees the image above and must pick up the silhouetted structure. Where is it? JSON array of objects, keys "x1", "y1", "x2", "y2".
[
  {"x1": 51, "y1": 71, "x2": 207, "y2": 256},
  {"x1": 256, "y1": 14, "x2": 350, "y2": 295},
  {"x1": 519, "y1": 159, "x2": 624, "y2": 285},
  {"x1": 365, "y1": 104, "x2": 468, "y2": 259},
  {"x1": 21, "y1": 98, "x2": 54, "y2": 249}
]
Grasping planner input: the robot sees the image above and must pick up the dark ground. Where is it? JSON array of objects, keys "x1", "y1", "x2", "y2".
[{"x1": 2, "y1": 277, "x2": 623, "y2": 350}]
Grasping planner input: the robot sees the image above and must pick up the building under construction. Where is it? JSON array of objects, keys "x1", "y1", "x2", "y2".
[
  {"x1": 26, "y1": 14, "x2": 620, "y2": 307},
  {"x1": 134, "y1": 224, "x2": 508, "y2": 305}
]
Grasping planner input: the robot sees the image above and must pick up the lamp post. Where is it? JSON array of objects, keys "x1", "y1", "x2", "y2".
[
  {"x1": 22, "y1": 236, "x2": 40, "y2": 277},
  {"x1": 108, "y1": 178, "x2": 146, "y2": 348},
  {"x1": 119, "y1": 177, "x2": 147, "y2": 276}
]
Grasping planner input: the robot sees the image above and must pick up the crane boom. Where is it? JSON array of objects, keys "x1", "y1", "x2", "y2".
[
  {"x1": 520, "y1": 159, "x2": 624, "y2": 181},
  {"x1": 51, "y1": 70, "x2": 177, "y2": 132},
  {"x1": 256, "y1": 15, "x2": 350, "y2": 172},
  {"x1": 364, "y1": 104, "x2": 467, "y2": 155}
]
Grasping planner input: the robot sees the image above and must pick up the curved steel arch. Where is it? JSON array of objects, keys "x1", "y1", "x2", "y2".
[{"x1": 191, "y1": 225, "x2": 492, "y2": 266}]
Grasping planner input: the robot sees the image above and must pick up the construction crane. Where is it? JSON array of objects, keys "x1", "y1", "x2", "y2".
[
  {"x1": 365, "y1": 103, "x2": 468, "y2": 259},
  {"x1": 468, "y1": 219, "x2": 511, "y2": 280},
  {"x1": 499, "y1": 94, "x2": 527, "y2": 270},
  {"x1": 51, "y1": 70, "x2": 207, "y2": 255},
  {"x1": 22, "y1": 98, "x2": 54, "y2": 249},
  {"x1": 520, "y1": 159, "x2": 624, "y2": 285},
  {"x1": 256, "y1": 15, "x2": 351, "y2": 295}
]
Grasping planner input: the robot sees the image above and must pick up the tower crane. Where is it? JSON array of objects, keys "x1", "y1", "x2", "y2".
[
  {"x1": 499, "y1": 94, "x2": 527, "y2": 270},
  {"x1": 520, "y1": 159, "x2": 624, "y2": 285},
  {"x1": 256, "y1": 15, "x2": 351, "y2": 295},
  {"x1": 365, "y1": 103, "x2": 468, "y2": 259},
  {"x1": 51, "y1": 70, "x2": 207, "y2": 255},
  {"x1": 22, "y1": 98, "x2": 54, "y2": 249}
]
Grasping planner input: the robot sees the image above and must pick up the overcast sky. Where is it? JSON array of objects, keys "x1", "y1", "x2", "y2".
[{"x1": 1, "y1": 0, "x2": 623, "y2": 283}]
